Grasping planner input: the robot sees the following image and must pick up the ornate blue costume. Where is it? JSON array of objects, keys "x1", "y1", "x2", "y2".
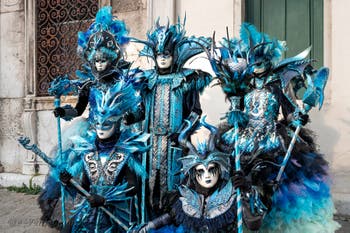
[
  {"x1": 132, "y1": 18, "x2": 212, "y2": 214},
  {"x1": 54, "y1": 6, "x2": 131, "y2": 123},
  {"x1": 62, "y1": 81, "x2": 148, "y2": 232},
  {"x1": 40, "y1": 81, "x2": 148, "y2": 232},
  {"x1": 35, "y1": 80, "x2": 149, "y2": 232},
  {"x1": 130, "y1": 118, "x2": 267, "y2": 233},
  {"x1": 212, "y1": 23, "x2": 340, "y2": 232}
]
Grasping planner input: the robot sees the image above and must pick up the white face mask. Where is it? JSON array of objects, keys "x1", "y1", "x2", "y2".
[
  {"x1": 95, "y1": 122, "x2": 116, "y2": 139},
  {"x1": 195, "y1": 163, "x2": 220, "y2": 189},
  {"x1": 95, "y1": 59, "x2": 109, "y2": 72},
  {"x1": 156, "y1": 54, "x2": 173, "y2": 69}
]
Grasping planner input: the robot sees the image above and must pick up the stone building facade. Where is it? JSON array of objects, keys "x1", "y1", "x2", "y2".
[{"x1": 1, "y1": 0, "x2": 350, "y2": 215}]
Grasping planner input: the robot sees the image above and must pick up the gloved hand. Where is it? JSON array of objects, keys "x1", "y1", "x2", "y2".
[
  {"x1": 87, "y1": 194, "x2": 106, "y2": 208},
  {"x1": 291, "y1": 111, "x2": 309, "y2": 126},
  {"x1": 298, "y1": 113, "x2": 309, "y2": 126},
  {"x1": 53, "y1": 107, "x2": 65, "y2": 118},
  {"x1": 123, "y1": 112, "x2": 135, "y2": 126},
  {"x1": 169, "y1": 132, "x2": 180, "y2": 146},
  {"x1": 232, "y1": 170, "x2": 250, "y2": 192},
  {"x1": 59, "y1": 169, "x2": 72, "y2": 185}
]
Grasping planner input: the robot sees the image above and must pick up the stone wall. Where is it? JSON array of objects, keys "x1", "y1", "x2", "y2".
[
  {"x1": 0, "y1": 0, "x2": 25, "y2": 172},
  {"x1": 320, "y1": 0, "x2": 350, "y2": 215},
  {"x1": 113, "y1": 0, "x2": 151, "y2": 69}
]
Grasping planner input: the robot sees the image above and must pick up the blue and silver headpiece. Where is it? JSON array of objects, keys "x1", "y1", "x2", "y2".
[
  {"x1": 134, "y1": 17, "x2": 211, "y2": 72},
  {"x1": 178, "y1": 117, "x2": 230, "y2": 177},
  {"x1": 89, "y1": 80, "x2": 140, "y2": 126},
  {"x1": 142, "y1": 18, "x2": 186, "y2": 57},
  {"x1": 77, "y1": 6, "x2": 129, "y2": 65},
  {"x1": 239, "y1": 23, "x2": 286, "y2": 69}
]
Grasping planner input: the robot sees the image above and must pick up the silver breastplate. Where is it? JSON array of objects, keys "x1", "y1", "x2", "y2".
[
  {"x1": 84, "y1": 151, "x2": 127, "y2": 186},
  {"x1": 179, "y1": 181, "x2": 236, "y2": 219}
]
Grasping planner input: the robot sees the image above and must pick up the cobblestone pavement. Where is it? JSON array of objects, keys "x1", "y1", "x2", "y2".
[
  {"x1": 0, "y1": 188, "x2": 57, "y2": 233},
  {"x1": 0, "y1": 188, "x2": 349, "y2": 233}
]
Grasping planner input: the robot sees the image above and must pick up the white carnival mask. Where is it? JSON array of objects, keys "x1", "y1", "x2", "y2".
[
  {"x1": 95, "y1": 58, "x2": 109, "y2": 72},
  {"x1": 95, "y1": 120, "x2": 116, "y2": 139},
  {"x1": 156, "y1": 53, "x2": 173, "y2": 69},
  {"x1": 194, "y1": 162, "x2": 220, "y2": 189}
]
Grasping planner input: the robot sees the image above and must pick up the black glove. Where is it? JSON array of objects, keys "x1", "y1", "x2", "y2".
[
  {"x1": 53, "y1": 107, "x2": 65, "y2": 118},
  {"x1": 291, "y1": 111, "x2": 309, "y2": 126},
  {"x1": 232, "y1": 170, "x2": 250, "y2": 192},
  {"x1": 59, "y1": 169, "x2": 72, "y2": 185},
  {"x1": 123, "y1": 112, "x2": 135, "y2": 125},
  {"x1": 299, "y1": 113, "x2": 309, "y2": 126},
  {"x1": 87, "y1": 194, "x2": 106, "y2": 208},
  {"x1": 169, "y1": 132, "x2": 180, "y2": 146}
]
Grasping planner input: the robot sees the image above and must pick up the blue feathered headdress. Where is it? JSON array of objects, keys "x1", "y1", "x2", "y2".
[
  {"x1": 89, "y1": 80, "x2": 140, "y2": 125},
  {"x1": 77, "y1": 6, "x2": 129, "y2": 64},
  {"x1": 141, "y1": 18, "x2": 186, "y2": 56},
  {"x1": 178, "y1": 117, "x2": 230, "y2": 177},
  {"x1": 211, "y1": 23, "x2": 286, "y2": 97},
  {"x1": 239, "y1": 23, "x2": 286, "y2": 66},
  {"x1": 134, "y1": 17, "x2": 211, "y2": 72}
]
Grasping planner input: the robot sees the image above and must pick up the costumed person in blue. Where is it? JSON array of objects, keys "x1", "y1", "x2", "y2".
[
  {"x1": 60, "y1": 80, "x2": 149, "y2": 232},
  {"x1": 210, "y1": 23, "x2": 340, "y2": 232},
  {"x1": 19, "y1": 80, "x2": 149, "y2": 232},
  {"x1": 130, "y1": 18, "x2": 213, "y2": 216},
  {"x1": 53, "y1": 6, "x2": 131, "y2": 123},
  {"x1": 130, "y1": 117, "x2": 267, "y2": 233},
  {"x1": 33, "y1": 7, "x2": 141, "y2": 230}
]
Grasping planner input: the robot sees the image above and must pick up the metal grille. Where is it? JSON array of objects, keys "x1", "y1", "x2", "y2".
[{"x1": 36, "y1": 0, "x2": 98, "y2": 96}]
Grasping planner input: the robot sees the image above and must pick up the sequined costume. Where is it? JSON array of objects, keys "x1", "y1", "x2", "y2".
[
  {"x1": 132, "y1": 19, "x2": 212, "y2": 214},
  {"x1": 39, "y1": 80, "x2": 148, "y2": 232},
  {"x1": 130, "y1": 118, "x2": 267, "y2": 233},
  {"x1": 212, "y1": 23, "x2": 340, "y2": 232},
  {"x1": 63, "y1": 82, "x2": 148, "y2": 232}
]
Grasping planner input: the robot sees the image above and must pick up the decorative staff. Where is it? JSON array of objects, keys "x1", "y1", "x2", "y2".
[
  {"x1": 276, "y1": 67, "x2": 329, "y2": 182},
  {"x1": 229, "y1": 95, "x2": 244, "y2": 233},
  {"x1": 47, "y1": 74, "x2": 77, "y2": 226},
  {"x1": 208, "y1": 30, "x2": 249, "y2": 233}
]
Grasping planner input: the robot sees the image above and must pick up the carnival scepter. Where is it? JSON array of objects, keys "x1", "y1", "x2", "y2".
[
  {"x1": 47, "y1": 74, "x2": 77, "y2": 226},
  {"x1": 209, "y1": 33, "x2": 248, "y2": 233},
  {"x1": 17, "y1": 136, "x2": 131, "y2": 231},
  {"x1": 276, "y1": 67, "x2": 329, "y2": 183},
  {"x1": 227, "y1": 96, "x2": 244, "y2": 233}
]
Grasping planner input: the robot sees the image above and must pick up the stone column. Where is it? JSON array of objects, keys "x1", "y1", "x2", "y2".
[
  {"x1": 22, "y1": 0, "x2": 48, "y2": 174},
  {"x1": 147, "y1": 0, "x2": 176, "y2": 27},
  {"x1": 22, "y1": 98, "x2": 42, "y2": 175},
  {"x1": 99, "y1": 0, "x2": 112, "y2": 7}
]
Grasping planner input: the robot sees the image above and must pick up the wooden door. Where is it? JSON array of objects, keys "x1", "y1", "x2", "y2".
[{"x1": 245, "y1": 0, "x2": 324, "y2": 67}]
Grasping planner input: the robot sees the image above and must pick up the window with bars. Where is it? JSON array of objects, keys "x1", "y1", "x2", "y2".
[{"x1": 36, "y1": 0, "x2": 99, "y2": 96}]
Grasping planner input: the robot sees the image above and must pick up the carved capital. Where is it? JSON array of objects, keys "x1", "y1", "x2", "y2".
[{"x1": 22, "y1": 109, "x2": 38, "y2": 174}]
